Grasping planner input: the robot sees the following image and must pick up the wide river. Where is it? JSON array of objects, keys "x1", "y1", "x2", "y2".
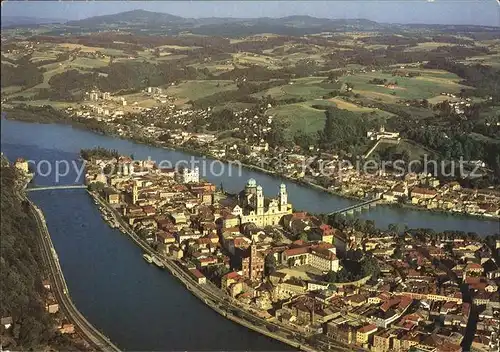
[{"x1": 1, "y1": 118, "x2": 498, "y2": 350}]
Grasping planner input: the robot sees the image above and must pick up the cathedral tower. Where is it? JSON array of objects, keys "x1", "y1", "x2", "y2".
[
  {"x1": 132, "y1": 181, "x2": 138, "y2": 205},
  {"x1": 279, "y1": 183, "x2": 287, "y2": 211},
  {"x1": 256, "y1": 185, "x2": 264, "y2": 215}
]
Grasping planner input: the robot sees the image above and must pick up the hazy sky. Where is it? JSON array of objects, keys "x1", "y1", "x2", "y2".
[{"x1": 1, "y1": 0, "x2": 499, "y2": 26}]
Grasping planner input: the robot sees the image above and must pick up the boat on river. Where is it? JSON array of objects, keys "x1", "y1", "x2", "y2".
[
  {"x1": 152, "y1": 256, "x2": 164, "y2": 268},
  {"x1": 143, "y1": 253, "x2": 153, "y2": 264}
]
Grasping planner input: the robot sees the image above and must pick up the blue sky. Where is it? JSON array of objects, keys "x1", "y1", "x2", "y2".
[{"x1": 1, "y1": 0, "x2": 499, "y2": 26}]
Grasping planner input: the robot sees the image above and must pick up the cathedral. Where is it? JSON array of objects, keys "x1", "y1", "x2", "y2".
[{"x1": 231, "y1": 179, "x2": 293, "y2": 227}]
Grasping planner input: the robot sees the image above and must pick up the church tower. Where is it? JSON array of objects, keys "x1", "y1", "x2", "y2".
[
  {"x1": 250, "y1": 238, "x2": 257, "y2": 259},
  {"x1": 132, "y1": 181, "x2": 138, "y2": 205},
  {"x1": 256, "y1": 185, "x2": 264, "y2": 215},
  {"x1": 248, "y1": 240, "x2": 257, "y2": 280},
  {"x1": 279, "y1": 183, "x2": 287, "y2": 211}
]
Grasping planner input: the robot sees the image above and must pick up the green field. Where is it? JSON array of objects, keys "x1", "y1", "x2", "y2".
[
  {"x1": 266, "y1": 100, "x2": 333, "y2": 134},
  {"x1": 232, "y1": 52, "x2": 280, "y2": 69},
  {"x1": 404, "y1": 42, "x2": 457, "y2": 52},
  {"x1": 70, "y1": 57, "x2": 110, "y2": 69},
  {"x1": 165, "y1": 80, "x2": 239, "y2": 102},
  {"x1": 56, "y1": 43, "x2": 126, "y2": 57},
  {"x1": 342, "y1": 71, "x2": 466, "y2": 102},
  {"x1": 370, "y1": 138, "x2": 440, "y2": 160},
  {"x1": 253, "y1": 77, "x2": 340, "y2": 101},
  {"x1": 461, "y1": 54, "x2": 500, "y2": 69}
]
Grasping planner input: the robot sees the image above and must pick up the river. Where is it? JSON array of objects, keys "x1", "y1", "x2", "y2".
[
  {"x1": 2, "y1": 118, "x2": 498, "y2": 235},
  {"x1": 1, "y1": 119, "x2": 498, "y2": 350}
]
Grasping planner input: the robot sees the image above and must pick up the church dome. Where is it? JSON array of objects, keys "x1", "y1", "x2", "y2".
[{"x1": 247, "y1": 178, "x2": 257, "y2": 187}]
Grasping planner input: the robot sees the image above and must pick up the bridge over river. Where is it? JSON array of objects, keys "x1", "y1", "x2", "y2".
[
  {"x1": 327, "y1": 198, "x2": 381, "y2": 216},
  {"x1": 26, "y1": 185, "x2": 88, "y2": 192}
]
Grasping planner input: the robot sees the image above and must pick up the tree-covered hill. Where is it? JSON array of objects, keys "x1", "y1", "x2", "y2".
[{"x1": 0, "y1": 162, "x2": 86, "y2": 350}]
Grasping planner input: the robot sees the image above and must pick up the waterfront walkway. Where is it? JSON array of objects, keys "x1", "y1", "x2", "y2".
[{"x1": 25, "y1": 193, "x2": 121, "y2": 352}]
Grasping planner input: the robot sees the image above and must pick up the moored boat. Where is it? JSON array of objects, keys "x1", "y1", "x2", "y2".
[
  {"x1": 152, "y1": 256, "x2": 164, "y2": 268},
  {"x1": 143, "y1": 253, "x2": 153, "y2": 264}
]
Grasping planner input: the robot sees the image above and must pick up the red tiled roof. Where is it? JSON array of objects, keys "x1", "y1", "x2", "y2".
[
  {"x1": 234, "y1": 237, "x2": 250, "y2": 247},
  {"x1": 398, "y1": 296, "x2": 413, "y2": 310},
  {"x1": 311, "y1": 247, "x2": 336, "y2": 261},
  {"x1": 142, "y1": 205, "x2": 156, "y2": 213},
  {"x1": 358, "y1": 324, "x2": 377, "y2": 334},
  {"x1": 197, "y1": 237, "x2": 212, "y2": 245},
  {"x1": 189, "y1": 269, "x2": 205, "y2": 279},
  {"x1": 223, "y1": 226, "x2": 240, "y2": 234},
  {"x1": 412, "y1": 187, "x2": 437, "y2": 196},
  {"x1": 381, "y1": 297, "x2": 400, "y2": 312},
  {"x1": 293, "y1": 212, "x2": 308, "y2": 219},
  {"x1": 465, "y1": 263, "x2": 483, "y2": 270},
  {"x1": 224, "y1": 271, "x2": 242, "y2": 280},
  {"x1": 284, "y1": 246, "x2": 309, "y2": 256}
]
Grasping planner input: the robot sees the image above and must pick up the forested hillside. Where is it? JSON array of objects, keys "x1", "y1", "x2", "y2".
[{"x1": 0, "y1": 162, "x2": 85, "y2": 350}]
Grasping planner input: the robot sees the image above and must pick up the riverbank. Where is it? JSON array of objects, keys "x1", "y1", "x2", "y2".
[{"x1": 387, "y1": 201, "x2": 499, "y2": 222}]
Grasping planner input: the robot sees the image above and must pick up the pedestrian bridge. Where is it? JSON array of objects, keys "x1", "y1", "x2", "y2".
[
  {"x1": 26, "y1": 185, "x2": 87, "y2": 192},
  {"x1": 328, "y1": 198, "x2": 381, "y2": 216}
]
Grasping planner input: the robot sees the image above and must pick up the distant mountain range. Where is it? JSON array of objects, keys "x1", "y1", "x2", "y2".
[
  {"x1": 3, "y1": 10, "x2": 498, "y2": 35},
  {"x1": 1, "y1": 16, "x2": 65, "y2": 28},
  {"x1": 66, "y1": 10, "x2": 379, "y2": 27},
  {"x1": 66, "y1": 9, "x2": 186, "y2": 26},
  {"x1": 62, "y1": 9, "x2": 390, "y2": 35}
]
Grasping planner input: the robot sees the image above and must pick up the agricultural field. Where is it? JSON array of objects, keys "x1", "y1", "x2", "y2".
[
  {"x1": 165, "y1": 80, "x2": 239, "y2": 103},
  {"x1": 327, "y1": 97, "x2": 376, "y2": 112},
  {"x1": 157, "y1": 44, "x2": 202, "y2": 50},
  {"x1": 56, "y1": 43, "x2": 126, "y2": 57},
  {"x1": 253, "y1": 77, "x2": 340, "y2": 101},
  {"x1": 341, "y1": 71, "x2": 466, "y2": 102},
  {"x1": 266, "y1": 101, "x2": 329, "y2": 134},
  {"x1": 404, "y1": 42, "x2": 457, "y2": 52},
  {"x1": 461, "y1": 53, "x2": 500, "y2": 69},
  {"x1": 232, "y1": 52, "x2": 280, "y2": 69},
  {"x1": 190, "y1": 61, "x2": 234, "y2": 74}
]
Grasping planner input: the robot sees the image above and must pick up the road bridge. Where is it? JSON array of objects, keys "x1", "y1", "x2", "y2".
[
  {"x1": 26, "y1": 185, "x2": 87, "y2": 192},
  {"x1": 328, "y1": 198, "x2": 381, "y2": 216}
]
